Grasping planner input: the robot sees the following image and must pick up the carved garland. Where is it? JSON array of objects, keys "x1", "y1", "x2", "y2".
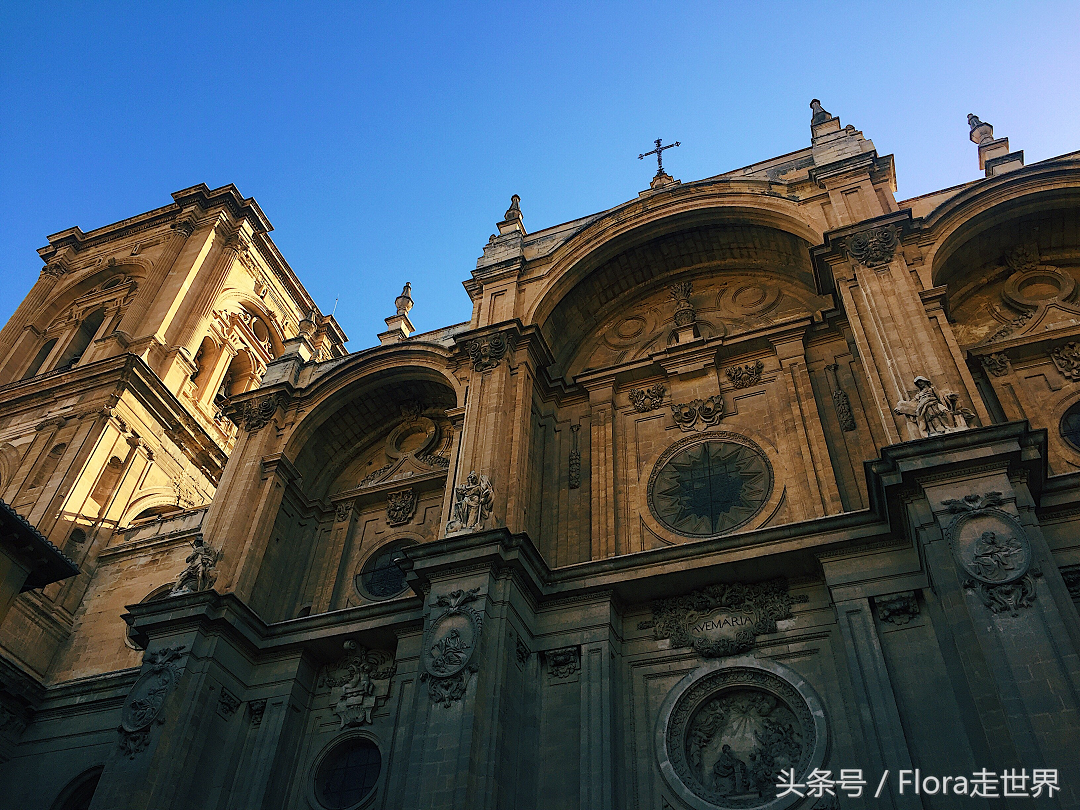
[
  {"x1": 545, "y1": 646, "x2": 580, "y2": 679},
  {"x1": 981, "y1": 353, "x2": 1011, "y2": 377},
  {"x1": 466, "y1": 331, "x2": 514, "y2": 372},
  {"x1": 386, "y1": 488, "x2": 417, "y2": 526},
  {"x1": 319, "y1": 642, "x2": 397, "y2": 729},
  {"x1": 670, "y1": 396, "x2": 724, "y2": 431},
  {"x1": 1051, "y1": 342, "x2": 1080, "y2": 381},
  {"x1": 629, "y1": 383, "x2": 666, "y2": 413}
]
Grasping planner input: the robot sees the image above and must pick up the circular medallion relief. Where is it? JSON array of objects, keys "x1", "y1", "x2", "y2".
[
  {"x1": 656, "y1": 659, "x2": 828, "y2": 810},
  {"x1": 648, "y1": 434, "x2": 773, "y2": 538}
]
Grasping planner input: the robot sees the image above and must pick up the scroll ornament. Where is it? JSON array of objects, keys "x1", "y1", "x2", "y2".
[
  {"x1": 629, "y1": 383, "x2": 666, "y2": 413},
  {"x1": 725, "y1": 360, "x2": 764, "y2": 389},
  {"x1": 421, "y1": 588, "x2": 484, "y2": 707},
  {"x1": 466, "y1": 331, "x2": 512, "y2": 372},
  {"x1": 670, "y1": 396, "x2": 724, "y2": 431},
  {"x1": 847, "y1": 224, "x2": 899, "y2": 268}
]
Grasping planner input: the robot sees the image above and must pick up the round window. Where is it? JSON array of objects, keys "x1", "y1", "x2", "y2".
[
  {"x1": 314, "y1": 737, "x2": 381, "y2": 809},
  {"x1": 356, "y1": 544, "x2": 411, "y2": 601},
  {"x1": 1061, "y1": 401, "x2": 1080, "y2": 452},
  {"x1": 648, "y1": 434, "x2": 773, "y2": 538}
]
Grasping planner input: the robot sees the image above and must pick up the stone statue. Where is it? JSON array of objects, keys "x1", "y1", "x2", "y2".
[
  {"x1": 169, "y1": 536, "x2": 219, "y2": 596},
  {"x1": 894, "y1": 376, "x2": 974, "y2": 439},
  {"x1": 445, "y1": 471, "x2": 494, "y2": 534},
  {"x1": 713, "y1": 744, "x2": 748, "y2": 796}
]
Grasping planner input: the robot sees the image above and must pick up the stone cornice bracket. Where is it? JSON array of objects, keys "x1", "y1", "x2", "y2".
[
  {"x1": 455, "y1": 325, "x2": 532, "y2": 373},
  {"x1": 811, "y1": 210, "x2": 913, "y2": 293}
]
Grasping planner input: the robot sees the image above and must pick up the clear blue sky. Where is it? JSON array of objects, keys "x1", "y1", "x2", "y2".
[{"x1": 2, "y1": 2, "x2": 1078, "y2": 348}]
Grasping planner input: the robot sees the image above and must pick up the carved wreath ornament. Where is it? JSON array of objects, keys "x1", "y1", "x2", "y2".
[
  {"x1": 117, "y1": 645, "x2": 187, "y2": 758},
  {"x1": 466, "y1": 332, "x2": 512, "y2": 372},
  {"x1": 421, "y1": 587, "x2": 484, "y2": 707},
  {"x1": 652, "y1": 579, "x2": 806, "y2": 658},
  {"x1": 941, "y1": 492, "x2": 1040, "y2": 615},
  {"x1": 846, "y1": 224, "x2": 899, "y2": 268}
]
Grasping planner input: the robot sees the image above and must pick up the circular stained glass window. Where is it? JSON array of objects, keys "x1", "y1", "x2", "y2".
[
  {"x1": 356, "y1": 543, "x2": 410, "y2": 600},
  {"x1": 648, "y1": 434, "x2": 772, "y2": 538},
  {"x1": 314, "y1": 737, "x2": 382, "y2": 809},
  {"x1": 1061, "y1": 401, "x2": 1080, "y2": 452}
]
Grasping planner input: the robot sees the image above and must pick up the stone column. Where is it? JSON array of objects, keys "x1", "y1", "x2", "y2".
[
  {"x1": 172, "y1": 226, "x2": 246, "y2": 356},
  {"x1": 579, "y1": 639, "x2": 616, "y2": 810},
  {"x1": 0, "y1": 261, "x2": 66, "y2": 382},
  {"x1": 586, "y1": 379, "x2": 616, "y2": 560}
]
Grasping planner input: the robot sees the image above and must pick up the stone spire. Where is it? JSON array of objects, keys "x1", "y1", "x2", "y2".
[
  {"x1": 968, "y1": 113, "x2": 1024, "y2": 177},
  {"x1": 496, "y1": 194, "x2": 526, "y2": 236},
  {"x1": 378, "y1": 283, "x2": 415, "y2": 344},
  {"x1": 810, "y1": 98, "x2": 839, "y2": 139}
]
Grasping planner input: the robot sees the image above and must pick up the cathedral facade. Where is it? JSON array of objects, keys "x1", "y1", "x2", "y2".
[{"x1": 1, "y1": 103, "x2": 1079, "y2": 810}]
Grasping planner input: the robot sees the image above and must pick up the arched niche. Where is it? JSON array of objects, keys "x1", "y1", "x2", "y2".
[
  {"x1": 534, "y1": 214, "x2": 824, "y2": 379},
  {"x1": 929, "y1": 189, "x2": 1080, "y2": 349}
]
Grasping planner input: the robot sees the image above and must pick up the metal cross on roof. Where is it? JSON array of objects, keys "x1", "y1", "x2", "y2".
[{"x1": 639, "y1": 138, "x2": 680, "y2": 177}]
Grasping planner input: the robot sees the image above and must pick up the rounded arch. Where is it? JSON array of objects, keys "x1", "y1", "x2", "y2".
[
  {"x1": 119, "y1": 488, "x2": 186, "y2": 528},
  {"x1": 49, "y1": 764, "x2": 104, "y2": 810},
  {"x1": 524, "y1": 186, "x2": 823, "y2": 331},
  {"x1": 0, "y1": 441, "x2": 20, "y2": 493},
  {"x1": 215, "y1": 289, "x2": 287, "y2": 355},
  {"x1": 29, "y1": 260, "x2": 149, "y2": 335},
  {"x1": 923, "y1": 163, "x2": 1080, "y2": 289}
]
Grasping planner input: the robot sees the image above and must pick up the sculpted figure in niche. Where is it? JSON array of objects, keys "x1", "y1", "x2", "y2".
[
  {"x1": 169, "y1": 536, "x2": 219, "y2": 596},
  {"x1": 893, "y1": 376, "x2": 974, "y2": 438},
  {"x1": 446, "y1": 471, "x2": 494, "y2": 534}
]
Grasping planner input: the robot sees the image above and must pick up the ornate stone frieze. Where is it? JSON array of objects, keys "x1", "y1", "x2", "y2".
[
  {"x1": 420, "y1": 588, "x2": 484, "y2": 707},
  {"x1": 847, "y1": 224, "x2": 899, "y2": 268},
  {"x1": 894, "y1": 376, "x2": 975, "y2": 438},
  {"x1": 169, "y1": 536, "x2": 219, "y2": 596},
  {"x1": 670, "y1": 396, "x2": 725, "y2": 431},
  {"x1": 515, "y1": 635, "x2": 530, "y2": 665},
  {"x1": 1060, "y1": 565, "x2": 1080, "y2": 600},
  {"x1": 416, "y1": 452, "x2": 450, "y2": 469},
  {"x1": 544, "y1": 646, "x2": 580, "y2": 679},
  {"x1": 824, "y1": 363, "x2": 856, "y2": 431},
  {"x1": 875, "y1": 592, "x2": 919, "y2": 625},
  {"x1": 335, "y1": 502, "x2": 353, "y2": 522},
  {"x1": 630, "y1": 382, "x2": 666, "y2": 413},
  {"x1": 670, "y1": 281, "x2": 696, "y2": 327},
  {"x1": 651, "y1": 579, "x2": 807, "y2": 658},
  {"x1": 117, "y1": 645, "x2": 187, "y2": 758},
  {"x1": 386, "y1": 488, "x2": 417, "y2": 526},
  {"x1": 1051, "y1": 342, "x2": 1080, "y2": 381},
  {"x1": 319, "y1": 641, "x2": 397, "y2": 729},
  {"x1": 360, "y1": 464, "x2": 393, "y2": 487},
  {"x1": 445, "y1": 471, "x2": 495, "y2": 535},
  {"x1": 399, "y1": 399, "x2": 423, "y2": 422},
  {"x1": 466, "y1": 331, "x2": 513, "y2": 372},
  {"x1": 980, "y1": 353, "x2": 1011, "y2": 377},
  {"x1": 241, "y1": 391, "x2": 287, "y2": 432},
  {"x1": 655, "y1": 659, "x2": 829, "y2": 810},
  {"x1": 568, "y1": 424, "x2": 582, "y2": 489},
  {"x1": 941, "y1": 492, "x2": 1040, "y2": 616},
  {"x1": 248, "y1": 699, "x2": 267, "y2": 727},
  {"x1": 1004, "y1": 244, "x2": 1039, "y2": 273},
  {"x1": 986, "y1": 310, "x2": 1033, "y2": 344},
  {"x1": 725, "y1": 360, "x2": 764, "y2": 389}
]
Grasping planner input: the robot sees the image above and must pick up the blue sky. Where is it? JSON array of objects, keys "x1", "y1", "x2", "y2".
[{"x1": 2, "y1": 1, "x2": 1078, "y2": 347}]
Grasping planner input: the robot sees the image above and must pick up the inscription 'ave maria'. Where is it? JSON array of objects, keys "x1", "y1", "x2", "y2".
[{"x1": 690, "y1": 609, "x2": 758, "y2": 640}]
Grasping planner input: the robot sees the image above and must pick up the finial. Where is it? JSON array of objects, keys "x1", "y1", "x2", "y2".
[
  {"x1": 810, "y1": 99, "x2": 833, "y2": 125},
  {"x1": 394, "y1": 282, "x2": 414, "y2": 316},
  {"x1": 968, "y1": 113, "x2": 995, "y2": 145},
  {"x1": 298, "y1": 308, "x2": 317, "y2": 338},
  {"x1": 504, "y1": 194, "x2": 522, "y2": 222}
]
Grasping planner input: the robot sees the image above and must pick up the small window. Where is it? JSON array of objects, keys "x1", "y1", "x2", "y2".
[
  {"x1": 356, "y1": 543, "x2": 411, "y2": 601},
  {"x1": 314, "y1": 737, "x2": 381, "y2": 809},
  {"x1": 50, "y1": 766, "x2": 103, "y2": 810},
  {"x1": 22, "y1": 338, "x2": 57, "y2": 379},
  {"x1": 1061, "y1": 401, "x2": 1080, "y2": 451}
]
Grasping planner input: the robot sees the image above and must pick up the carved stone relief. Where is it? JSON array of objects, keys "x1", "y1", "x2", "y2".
[
  {"x1": 544, "y1": 646, "x2": 580, "y2": 680},
  {"x1": 847, "y1": 224, "x2": 899, "y2": 268},
  {"x1": 894, "y1": 376, "x2": 975, "y2": 438},
  {"x1": 671, "y1": 396, "x2": 725, "y2": 431},
  {"x1": 630, "y1": 383, "x2": 666, "y2": 412},
  {"x1": 980, "y1": 353, "x2": 1011, "y2": 377},
  {"x1": 320, "y1": 641, "x2": 397, "y2": 729},
  {"x1": 466, "y1": 331, "x2": 513, "y2": 372},
  {"x1": 651, "y1": 579, "x2": 806, "y2": 658},
  {"x1": 941, "y1": 492, "x2": 1040, "y2": 616},
  {"x1": 217, "y1": 688, "x2": 241, "y2": 718},
  {"x1": 725, "y1": 361, "x2": 764, "y2": 389},
  {"x1": 445, "y1": 471, "x2": 495, "y2": 535},
  {"x1": 117, "y1": 645, "x2": 187, "y2": 758},
  {"x1": 386, "y1": 488, "x2": 417, "y2": 526},
  {"x1": 421, "y1": 588, "x2": 484, "y2": 707},
  {"x1": 1051, "y1": 342, "x2": 1080, "y2": 381},
  {"x1": 655, "y1": 659, "x2": 829, "y2": 810},
  {"x1": 249, "y1": 699, "x2": 267, "y2": 727},
  {"x1": 875, "y1": 592, "x2": 919, "y2": 625},
  {"x1": 241, "y1": 391, "x2": 287, "y2": 432},
  {"x1": 671, "y1": 281, "x2": 697, "y2": 327}
]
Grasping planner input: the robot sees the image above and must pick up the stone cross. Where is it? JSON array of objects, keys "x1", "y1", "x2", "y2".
[{"x1": 639, "y1": 138, "x2": 680, "y2": 177}]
